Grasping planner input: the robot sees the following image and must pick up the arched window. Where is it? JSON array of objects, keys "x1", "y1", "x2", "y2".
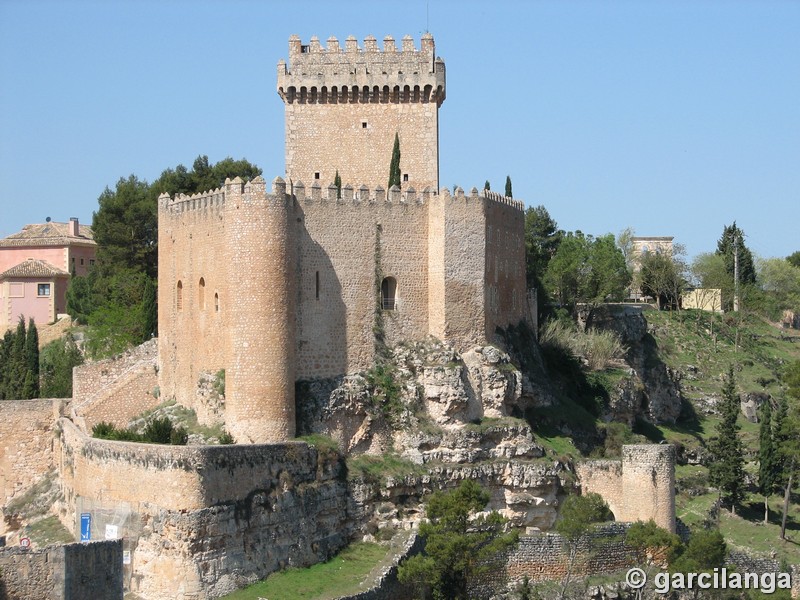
[
  {"x1": 176, "y1": 281, "x2": 183, "y2": 311},
  {"x1": 199, "y1": 277, "x2": 206, "y2": 310},
  {"x1": 381, "y1": 277, "x2": 397, "y2": 310}
]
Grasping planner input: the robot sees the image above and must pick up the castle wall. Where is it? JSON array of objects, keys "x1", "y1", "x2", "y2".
[
  {"x1": 71, "y1": 339, "x2": 159, "y2": 430},
  {"x1": 0, "y1": 540, "x2": 123, "y2": 600},
  {"x1": 57, "y1": 419, "x2": 349, "y2": 600},
  {"x1": 472, "y1": 524, "x2": 637, "y2": 596},
  {"x1": 577, "y1": 444, "x2": 676, "y2": 533},
  {"x1": 574, "y1": 460, "x2": 624, "y2": 520},
  {"x1": 296, "y1": 185, "x2": 431, "y2": 378},
  {"x1": 157, "y1": 187, "x2": 229, "y2": 418},
  {"x1": 436, "y1": 189, "x2": 487, "y2": 348},
  {"x1": 484, "y1": 192, "x2": 528, "y2": 339},
  {"x1": 0, "y1": 399, "x2": 56, "y2": 511}
]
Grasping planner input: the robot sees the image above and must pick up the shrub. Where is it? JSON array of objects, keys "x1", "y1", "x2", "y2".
[{"x1": 143, "y1": 417, "x2": 174, "y2": 444}]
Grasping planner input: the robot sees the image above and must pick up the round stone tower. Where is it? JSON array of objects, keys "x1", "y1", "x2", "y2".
[
  {"x1": 224, "y1": 176, "x2": 297, "y2": 443},
  {"x1": 621, "y1": 444, "x2": 676, "y2": 532}
]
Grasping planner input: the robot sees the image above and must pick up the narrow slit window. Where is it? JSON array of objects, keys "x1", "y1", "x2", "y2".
[
  {"x1": 214, "y1": 292, "x2": 220, "y2": 313},
  {"x1": 403, "y1": 173, "x2": 409, "y2": 182},
  {"x1": 199, "y1": 277, "x2": 206, "y2": 310},
  {"x1": 381, "y1": 277, "x2": 397, "y2": 311},
  {"x1": 314, "y1": 172, "x2": 320, "y2": 180},
  {"x1": 362, "y1": 121, "x2": 368, "y2": 129},
  {"x1": 177, "y1": 281, "x2": 183, "y2": 311},
  {"x1": 315, "y1": 271, "x2": 320, "y2": 300}
]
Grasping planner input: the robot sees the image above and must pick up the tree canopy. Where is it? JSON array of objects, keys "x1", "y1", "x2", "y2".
[
  {"x1": 398, "y1": 480, "x2": 517, "y2": 600},
  {"x1": 543, "y1": 231, "x2": 630, "y2": 310},
  {"x1": 70, "y1": 155, "x2": 260, "y2": 358},
  {"x1": 716, "y1": 222, "x2": 756, "y2": 288}
]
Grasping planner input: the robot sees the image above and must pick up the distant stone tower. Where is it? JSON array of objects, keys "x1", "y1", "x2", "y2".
[{"x1": 277, "y1": 33, "x2": 446, "y2": 191}]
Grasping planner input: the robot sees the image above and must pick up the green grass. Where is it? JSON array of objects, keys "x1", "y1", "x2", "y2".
[
  {"x1": 25, "y1": 515, "x2": 74, "y2": 547},
  {"x1": 219, "y1": 542, "x2": 389, "y2": 600},
  {"x1": 346, "y1": 453, "x2": 427, "y2": 483}
]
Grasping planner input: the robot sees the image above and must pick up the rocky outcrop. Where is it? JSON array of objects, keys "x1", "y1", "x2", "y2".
[
  {"x1": 584, "y1": 305, "x2": 682, "y2": 424},
  {"x1": 349, "y1": 460, "x2": 567, "y2": 533},
  {"x1": 298, "y1": 338, "x2": 543, "y2": 462}
]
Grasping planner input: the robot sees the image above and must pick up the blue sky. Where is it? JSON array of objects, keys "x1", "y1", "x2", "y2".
[{"x1": 1, "y1": 0, "x2": 798, "y2": 261}]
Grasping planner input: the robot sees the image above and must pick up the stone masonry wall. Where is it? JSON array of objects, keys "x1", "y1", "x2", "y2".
[
  {"x1": 575, "y1": 460, "x2": 624, "y2": 520},
  {"x1": 57, "y1": 419, "x2": 350, "y2": 599},
  {"x1": 578, "y1": 444, "x2": 676, "y2": 533},
  {"x1": 70, "y1": 339, "x2": 159, "y2": 430},
  {"x1": 0, "y1": 399, "x2": 57, "y2": 511},
  {"x1": 0, "y1": 540, "x2": 122, "y2": 600},
  {"x1": 278, "y1": 34, "x2": 444, "y2": 192},
  {"x1": 474, "y1": 523, "x2": 636, "y2": 596},
  {"x1": 296, "y1": 184, "x2": 431, "y2": 378},
  {"x1": 158, "y1": 185, "x2": 229, "y2": 418}
]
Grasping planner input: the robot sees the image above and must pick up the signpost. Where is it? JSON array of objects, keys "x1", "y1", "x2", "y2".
[
  {"x1": 80, "y1": 513, "x2": 91, "y2": 542},
  {"x1": 19, "y1": 537, "x2": 30, "y2": 548}
]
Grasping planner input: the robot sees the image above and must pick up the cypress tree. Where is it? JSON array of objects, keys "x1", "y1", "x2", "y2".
[
  {"x1": 709, "y1": 365, "x2": 745, "y2": 512},
  {"x1": 8, "y1": 318, "x2": 27, "y2": 399},
  {"x1": 505, "y1": 175, "x2": 513, "y2": 198},
  {"x1": 141, "y1": 277, "x2": 157, "y2": 341},
  {"x1": 334, "y1": 170, "x2": 342, "y2": 199},
  {"x1": 0, "y1": 330, "x2": 11, "y2": 399},
  {"x1": 758, "y1": 399, "x2": 780, "y2": 523},
  {"x1": 388, "y1": 133, "x2": 401, "y2": 190},
  {"x1": 24, "y1": 318, "x2": 39, "y2": 398}
]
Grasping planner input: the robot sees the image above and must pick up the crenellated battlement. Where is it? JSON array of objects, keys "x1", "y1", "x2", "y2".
[
  {"x1": 158, "y1": 176, "x2": 293, "y2": 217},
  {"x1": 439, "y1": 186, "x2": 525, "y2": 212},
  {"x1": 278, "y1": 33, "x2": 445, "y2": 106}
]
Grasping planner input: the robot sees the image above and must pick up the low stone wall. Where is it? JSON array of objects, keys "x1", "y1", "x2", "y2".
[
  {"x1": 474, "y1": 523, "x2": 636, "y2": 596},
  {"x1": 70, "y1": 339, "x2": 159, "y2": 430},
  {"x1": 334, "y1": 534, "x2": 423, "y2": 600},
  {"x1": 37, "y1": 315, "x2": 74, "y2": 349},
  {"x1": 0, "y1": 539, "x2": 122, "y2": 600},
  {"x1": 57, "y1": 419, "x2": 351, "y2": 599},
  {"x1": 0, "y1": 399, "x2": 58, "y2": 509}
]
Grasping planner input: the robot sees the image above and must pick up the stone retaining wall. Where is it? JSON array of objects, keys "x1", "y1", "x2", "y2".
[{"x1": 0, "y1": 539, "x2": 122, "y2": 600}]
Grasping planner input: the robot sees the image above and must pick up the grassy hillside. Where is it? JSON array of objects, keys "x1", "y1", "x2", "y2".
[{"x1": 624, "y1": 309, "x2": 800, "y2": 562}]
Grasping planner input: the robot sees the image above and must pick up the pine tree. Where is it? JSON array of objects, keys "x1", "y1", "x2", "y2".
[
  {"x1": 388, "y1": 133, "x2": 401, "y2": 190},
  {"x1": 708, "y1": 365, "x2": 745, "y2": 512},
  {"x1": 334, "y1": 170, "x2": 342, "y2": 199},
  {"x1": 24, "y1": 318, "x2": 39, "y2": 398},
  {"x1": 505, "y1": 175, "x2": 513, "y2": 198},
  {"x1": 758, "y1": 399, "x2": 780, "y2": 523}
]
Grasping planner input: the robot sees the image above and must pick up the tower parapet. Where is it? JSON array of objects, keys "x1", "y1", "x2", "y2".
[{"x1": 278, "y1": 33, "x2": 445, "y2": 106}]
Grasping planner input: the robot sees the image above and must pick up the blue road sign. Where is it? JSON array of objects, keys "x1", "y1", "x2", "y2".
[{"x1": 80, "y1": 513, "x2": 91, "y2": 542}]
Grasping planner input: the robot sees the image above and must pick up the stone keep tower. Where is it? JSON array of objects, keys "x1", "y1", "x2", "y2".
[{"x1": 277, "y1": 33, "x2": 446, "y2": 191}]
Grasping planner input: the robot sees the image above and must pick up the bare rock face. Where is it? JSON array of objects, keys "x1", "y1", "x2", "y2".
[
  {"x1": 740, "y1": 391, "x2": 768, "y2": 423},
  {"x1": 300, "y1": 338, "x2": 541, "y2": 458},
  {"x1": 604, "y1": 372, "x2": 645, "y2": 426},
  {"x1": 462, "y1": 347, "x2": 525, "y2": 419},
  {"x1": 351, "y1": 461, "x2": 566, "y2": 532}
]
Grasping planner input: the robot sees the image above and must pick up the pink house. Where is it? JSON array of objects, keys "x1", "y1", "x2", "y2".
[{"x1": 0, "y1": 218, "x2": 96, "y2": 329}]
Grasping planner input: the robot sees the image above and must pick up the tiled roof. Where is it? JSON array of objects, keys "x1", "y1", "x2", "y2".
[
  {"x1": 0, "y1": 221, "x2": 96, "y2": 247},
  {"x1": 0, "y1": 258, "x2": 70, "y2": 279}
]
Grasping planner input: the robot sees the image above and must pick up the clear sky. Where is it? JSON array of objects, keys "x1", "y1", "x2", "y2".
[{"x1": 1, "y1": 0, "x2": 798, "y2": 261}]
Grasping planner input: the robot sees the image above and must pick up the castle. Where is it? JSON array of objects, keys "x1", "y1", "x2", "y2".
[
  {"x1": 157, "y1": 33, "x2": 529, "y2": 444},
  {"x1": 0, "y1": 35, "x2": 680, "y2": 600}
]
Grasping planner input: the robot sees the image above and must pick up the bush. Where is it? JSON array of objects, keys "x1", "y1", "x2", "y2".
[
  {"x1": 539, "y1": 319, "x2": 625, "y2": 370},
  {"x1": 143, "y1": 417, "x2": 174, "y2": 444},
  {"x1": 170, "y1": 425, "x2": 188, "y2": 445},
  {"x1": 218, "y1": 430, "x2": 235, "y2": 445}
]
